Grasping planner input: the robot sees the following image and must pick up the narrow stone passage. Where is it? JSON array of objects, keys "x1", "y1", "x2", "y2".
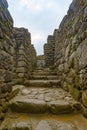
[
  {"x1": 0, "y1": 68, "x2": 87, "y2": 130},
  {"x1": 0, "y1": 0, "x2": 87, "y2": 129}
]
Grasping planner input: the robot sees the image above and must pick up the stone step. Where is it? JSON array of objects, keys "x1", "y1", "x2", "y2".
[
  {"x1": 8, "y1": 87, "x2": 81, "y2": 115},
  {"x1": 1, "y1": 113, "x2": 87, "y2": 130},
  {"x1": 30, "y1": 75, "x2": 58, "y2": 80},
  {"x1": 24, "y1": 80, "x2": 60, "y2": 87},
  {"x1": 9, "y1": 98, "x2": 74, "y2": 114},
  {"x1": 0, "y1": 86, "x2": 84, "y2": 130},
  {"x1": 32, "y1": 71, "x2": 56, "y2": 76},
  {"x1": 34, "y1": 68, "x2": 51, "y2": 72}
]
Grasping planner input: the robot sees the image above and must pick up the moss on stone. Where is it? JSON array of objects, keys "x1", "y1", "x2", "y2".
[
  {"x1": 9, "y1": 88, "x2": 20, "y2": 100},
  {"x1": 68, "y1": 84, "x2": 82, "y2": 101},
  {"x1": 2, "y1": 102, "x2": 9, "y2": 113}
]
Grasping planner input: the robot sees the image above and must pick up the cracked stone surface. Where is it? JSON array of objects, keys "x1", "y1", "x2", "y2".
[
  {"x1": 0, "y1": 68, "x2": 86, "y2": 130},
  {"x1": 1, "y1": 113, "x2": 87, "y2": 130},
  {"x1": 9, "y1": 86, "x2": 80, "y2": 114}
]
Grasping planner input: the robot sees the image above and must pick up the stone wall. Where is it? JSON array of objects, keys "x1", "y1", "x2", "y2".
[
  {"x1": 37, "y1": 55, "x2": 45, "y2": 68},
  {"x1": 0, "y1": 0, "x2": 15, "y2": 93},
  {"x1": 0, "y1": 0, "x2": 37, "y2": 121},
  {"x1": 44, "y1": 0, "x2": 87, "y2": 116},
  {"x1": 44, "y1": 35, "x2": 55, "y2": 67},
  {"x1": 0, "y1": 0, "x2": 16, "y2": 121},
  {"x1": 0, "y1": 0, "x2": 37, "y2": 89},
  {"x1": 13, "y1": 27, "x2": 36, "y2": 83}
]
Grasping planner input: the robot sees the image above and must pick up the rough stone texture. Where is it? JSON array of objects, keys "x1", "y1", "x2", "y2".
[
  {"x1": 2, "y1": 122, "x2": 32, "y2": 130},
  {"x1": 13, "y1": 27, "x2": 36, "y2": 83},
  {"x1": 82, "y1": 90, "x2": 87, "y2": 107},
  {"x1": 44, "y1": 0, "x2": 87, "y2": 115},
  {"x1": 35, "y1": 120, "x2": 52, "y2": 130},
  {"x1": 9, "y1": 84, "x2": 80, "y2": 114},
  {"x1": 49, "y1": 100, "x2": 74, "y2": 114},
  {"x1": 1, "y1": 116, "x2": 85, "y2": 130},
  {"x1": 44, "y1": 35, "x2": 55, "y2": 67},
  {"x1": 37, "y1": 55, "x2": 45, "y2": 68},
  {"x1": 0, "y1": 0, "x2": 15, "y2": 91},
  {"x1": 0, "y1": 0, "x2": 16, "y2": 121},
  {"x1": 0, "y1": 68, "x2": 87, "y2": 129},
  {"x1": 0, "y1": 0, "x2": 36, "y2": 122}
]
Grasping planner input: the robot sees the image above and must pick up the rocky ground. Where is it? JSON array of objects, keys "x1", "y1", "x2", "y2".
[{"x1": 0, "y1": 68, "x2": 87, "y2": 130}]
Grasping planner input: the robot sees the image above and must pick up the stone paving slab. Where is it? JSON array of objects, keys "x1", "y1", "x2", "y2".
[
  {"x1": 1, "y1": 113, "x2": 87, "y2": 130},
  {"x1": 9, "y1": 87, "x2": 81, "y2": 114},
  {"x1": 24, "y1": 80, "x2": 60, "y2": 87},
  {"x1": 32, "y1": 72, "x2": 56, "y2": 76},
  {"x1": 30, "y1": 75, "x2": 58, "y2": 80}
]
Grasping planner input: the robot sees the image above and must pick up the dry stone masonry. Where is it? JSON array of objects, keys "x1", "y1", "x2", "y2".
[
  {"x1": 0, "y1": 0, "x2": 36, "y2": 122},
  {"x1": 37, "y1": 55, "x2": 45, "y2": 68},
  {"x1": 0, "y1": 0, "x2": 16, "y2": 122},
  {"x1": 0, "y1": 0, "x2": 15, "y2": 93},
  {"x1": 1, "y1": 69, "x2": 87, "y2": 130},
  {"x1": 44, "y1": 35, "x2": 55, "y2": 67},
  {"x1": 13, "y1": 27, "x2": 36, "y2": 83},
  {"x1": 0, "y1": 0, "x2": 87, "y2": 129},
  {"x1": 44, "y1": 0, "x2": 87, "y2": 117}
]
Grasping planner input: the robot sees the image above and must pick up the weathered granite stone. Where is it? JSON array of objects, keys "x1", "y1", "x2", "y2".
[
  {"x1": 3, "y1": 122, "x2": 32, "y2": 130},
  {"x1": 37, "y1": 55, "x2": 45, "y2": 68},
  {"x1": 35, "y1": 120, "x2": 52, "y2": 130},
  {"x1": 82, "y1": 90, "x2": 87, "y2": 108},
  {"x1": 44, "y1": 0, "x2": 87, "y2": 114},
  {"x1": 13, "y1": 28, "x2": 36, "y2": 83},
  {"x1": 0, "y1": 0, "x2": 37, "y2": 123},
  {"x1": 10, "y1": 98, "x2": 47, "y2": 114},
  {"x1": 44, "y1": 35, "x2": 55, "y2": 67},
  {"x1": 49, "y1": 100, "x2": 74, "y2": 114},
  {"x1": 0, "y1": 0, "x2": 18, "y2": 122},
  {"x1": 0, "y1": 0, "x2": 15, "y2": 90}
]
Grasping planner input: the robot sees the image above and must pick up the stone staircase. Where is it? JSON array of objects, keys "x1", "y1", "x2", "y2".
[
  {"x1": 0, "y1": 68, "x2": 87, "y2": 130},
  {"x1": 24, "y1": 68, "x2": 60, "y2": 87}
]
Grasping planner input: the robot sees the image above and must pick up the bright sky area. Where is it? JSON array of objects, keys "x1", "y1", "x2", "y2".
[{"x1": 7, "y1": 0, "x2": 72, "y2": 55}]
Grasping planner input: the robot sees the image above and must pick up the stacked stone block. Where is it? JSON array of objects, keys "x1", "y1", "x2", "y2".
[
  {"x1": 44, "y1": 35, "x2": 55, "y2": 67},
  {"x1": 0, "y1": 0, "x2": 15, "y2": 92},
  {"x1": 37, "y1": 55, "x2": 45, "y2": 68},
  {"x1": 0, "y1": 0, "x2": 37, "y2": 121},
  {"x1": 13, "y1": 28, "x2": 36, "y2": 82},
  {"x1": 53, "y1": 0, "x2": 87, "y2": 116},
  {"x1": 0, "y1": 0, "x2": 16, "y2": 121}
]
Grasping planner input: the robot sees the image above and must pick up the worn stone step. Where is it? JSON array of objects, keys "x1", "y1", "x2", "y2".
[
  {"x1": 30, "y1": 75, "x2": 58, "y2": 80},
  {"x1": 9, "y1": 98, "x2": 74, "y2": 114},
  {"x1": 1, "y1": 113, "x2": 87, "y2": 130},
  {"x1": 0, "y1": 86, "x2": 83, "y2": 130},
  {"x1": 24, "y1": 80, "x2": 60, "y2": 87},
  {"x1": 8, "y1": 87, "x2": 81, "y2": 114},
  {"x1": 32, "y1": 71, "x2": 57, "y2": 76},
  {"x1": 34, "y1": 68, "x2": 51, "y2": 72}
]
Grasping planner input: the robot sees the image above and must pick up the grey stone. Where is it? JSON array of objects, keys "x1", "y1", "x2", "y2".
[
  {"x1": 49, "y1": 100, "x2": 74, "y2": 114},
  {"x1": 0, "y1": 0, "x2": 8, "y2": 8},
  {"x1": 84, "y1": 6, "x2": 87, "y2": 18},
  {"x1": 35, "y1": 120, "x2": 52, "y2": 130},
  {"x1": 82, "y1": 90, "x2": 87, "y2": 107},
  {"x1": 44, "y1": 35, "x2": 55, "y2": 67},
  {"x1": 3, "y1": 122, "x2": 32, "y2": 130},
  {"x1": 10, "y1": 98, "x2": 47, "y2": 114}
]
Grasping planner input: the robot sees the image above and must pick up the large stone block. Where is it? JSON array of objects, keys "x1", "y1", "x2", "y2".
[
  {"x1": 10, "y1": 99, "x2": 47, "y2": 114},
  {"x1": 43, "y1": 0, "x2": 87, "y2": 112},
  {"x1": 82, "y1": 90, "x2": 87, "y2": 108},
  {"x1": 13, "y1": 27, "x2": 36, "y2": 81},
  {"x1": 44, "y1": 35, "x2": 55, "y2": 67},
  {"x1": 0, "y1": 0, "x2": 15, "y2": 91}
]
